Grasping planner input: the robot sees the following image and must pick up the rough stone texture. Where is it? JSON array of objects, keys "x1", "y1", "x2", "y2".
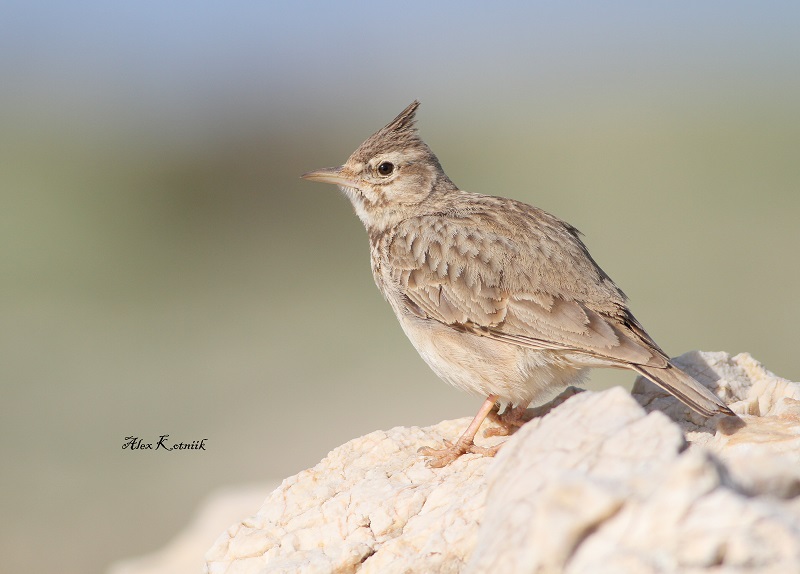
[
  {"x1": 205, "y1": 422, "x2": 504, "y2": 574},
  {"x1": 634, "y1": 351, "x2": 800, "y2": 500},
  {"x1": 203, "y1": 351, "x2": 799, "y2": 574}
]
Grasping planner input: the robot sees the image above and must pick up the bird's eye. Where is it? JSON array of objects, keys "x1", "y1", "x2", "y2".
[{"x1": 377, "y1": 162, "x2": 395, "y2": 176}]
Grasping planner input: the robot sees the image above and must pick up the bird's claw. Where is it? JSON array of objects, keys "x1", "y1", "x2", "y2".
[{"x1": 418, "y1": 438, "x2": 500, "y2": 468}]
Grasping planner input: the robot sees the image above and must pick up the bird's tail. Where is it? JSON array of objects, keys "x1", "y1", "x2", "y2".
[{"x1": 631, "y1": 363, "x2": 735, "y2": 417}]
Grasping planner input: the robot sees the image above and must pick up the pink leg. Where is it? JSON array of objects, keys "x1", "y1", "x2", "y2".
[
  {"x1": 484, "y1": 401, "x2": 532, "y2": 437},
  {"x1": 418, "y1": 395, "x2": 499, "y2": 468},
  {"x1": 484, "y1": 387, "x2": 586, "y2": 438}
]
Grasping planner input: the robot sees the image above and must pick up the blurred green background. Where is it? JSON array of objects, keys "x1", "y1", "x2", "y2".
[{"x1": 1, "y1": 2, "x2": 798, "y2": 573}]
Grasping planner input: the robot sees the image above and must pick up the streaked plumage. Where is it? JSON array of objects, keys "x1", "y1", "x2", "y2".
[{"x1": 302, "y1": 101, "x2": 735, "y2": 467}]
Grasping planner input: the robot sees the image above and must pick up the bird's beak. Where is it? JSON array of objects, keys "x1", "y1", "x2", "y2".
[{"x1": 300, "y1": 166, "x2": 357, "y2": 188}]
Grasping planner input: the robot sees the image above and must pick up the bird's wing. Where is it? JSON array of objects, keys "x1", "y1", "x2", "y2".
[{"x1": 386, "y1": 209, "x2": 668, "y2": 368}]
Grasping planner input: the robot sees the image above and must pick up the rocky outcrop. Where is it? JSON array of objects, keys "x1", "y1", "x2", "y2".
[
  {"x1": 107, "y1": 351, "x2": 800, "y2": 574},
  {"x1": 204, "y1": 351, "x2": 800, "y2": 574}
]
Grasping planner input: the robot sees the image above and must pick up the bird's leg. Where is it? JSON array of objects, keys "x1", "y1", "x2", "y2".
[
  {"x1": 418, "y1": 395, "x2": 499, "y2": 468},
  {"x1": 484, "y1": 400, "x2": 532, "y2": 437}
]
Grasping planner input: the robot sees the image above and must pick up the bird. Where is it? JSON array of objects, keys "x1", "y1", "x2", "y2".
[{"x1": 301, "y1": 101, "x2": 736, "y2": 468}]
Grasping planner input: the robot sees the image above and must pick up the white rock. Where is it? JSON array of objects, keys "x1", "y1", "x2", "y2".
[
  {"x1": 633, "y1": 351, "x2": 800, "y2": 500},
  {"x1": 470, "y1": 387, "x2": 800, "y2": 573},
  {"x1": 200, "y1": 351, "x2": 800, "y2": 573},
  {"x1": 205, "y1": 421, "x2": 505, "y2": 574}
]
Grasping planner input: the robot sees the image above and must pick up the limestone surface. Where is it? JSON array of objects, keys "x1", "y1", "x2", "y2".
[{"x1": 204, "y1": 351, "x2": 799, "y2": 573}]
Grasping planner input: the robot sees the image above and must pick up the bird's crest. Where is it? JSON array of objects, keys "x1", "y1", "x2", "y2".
[
  {"x1": 350, "y1": 101, "x2": 427, "y2": 163},
  {"x1": 380, "y1": 100, "x2": 420, "y2": 138}
]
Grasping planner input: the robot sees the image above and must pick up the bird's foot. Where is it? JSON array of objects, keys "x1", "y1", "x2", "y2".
[
  {"x1": 418, "y1": 438, "x2": 500, "y2": 468},
  {"x1": 484, "y1": 403, "x2": 531, "y2": 438}
]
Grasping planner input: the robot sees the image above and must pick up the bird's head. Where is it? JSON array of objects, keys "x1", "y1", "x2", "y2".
[{"x1": 302, "y1": 101, "x2": 452, "y2": 231}]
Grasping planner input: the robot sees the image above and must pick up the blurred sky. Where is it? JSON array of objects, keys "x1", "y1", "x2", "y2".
[{"x1": 1, "y1": 3, "x2": 799, "y2": 574}]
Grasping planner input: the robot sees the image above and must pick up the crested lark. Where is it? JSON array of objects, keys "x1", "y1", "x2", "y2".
[{"x1": 302, "y1": 101, "x2": 735, "y2": 468}]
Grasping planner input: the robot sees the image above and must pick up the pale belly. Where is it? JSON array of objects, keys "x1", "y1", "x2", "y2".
[{"x1": 395, "y1": 311, "x2": 588, "y2": 406}]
